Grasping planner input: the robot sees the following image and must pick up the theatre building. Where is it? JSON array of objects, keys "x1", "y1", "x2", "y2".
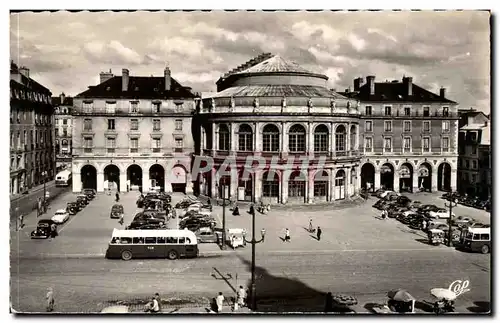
[
  {"x1": 345, "y1": 76, "x2": 459, "y2": 193},
  {"x1": 72, "y1": 67, "x2": 197, "y2": 193},
  {"x1": 193, "y1": 53, "x2": 361, "y2": 204}
]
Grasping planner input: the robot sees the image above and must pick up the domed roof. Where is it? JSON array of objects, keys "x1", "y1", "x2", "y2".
[{"x1": 234, "y1": 55, "x2": 315, "y2": 75}]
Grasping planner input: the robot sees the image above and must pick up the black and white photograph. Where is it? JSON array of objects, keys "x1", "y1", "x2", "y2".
[{"x1": 7, "y1": 7, "x2": 491, "y2": 315}]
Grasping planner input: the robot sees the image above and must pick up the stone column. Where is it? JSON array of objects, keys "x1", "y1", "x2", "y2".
[
  {"x1": 346, "y1": 123, "x2": 351, "y2": 152},
  {"x1": 431, "y1": 169, "x2": 438, "y2": 192},
  {"x1": 450, "y1": 167, "x2": 457, "y2": 192},
  {"x1": 211, "y1": 124, "x2": 217, "y2": 153},
  {"x1": 230, "y1": 167, "x2": 238, "y2": 200},
  {"x1": 254, "y1": 122, "x2": 261, "y2": 153},
  {"x1": 119, "y1": 172, "x2": 127, "y2": 193},
  {"x1": 201, "y1": 128, "x2": 205, "y2": 151},
  {"x1": 307, "y1": 168, "x2": 314, "y2": 203},
  {"x1": 72, "y1": 172, "x2": 81, "y2": 193},
  {"x1": 210, "y1": 168, "x2": 217, "y2": 198},
  {"x1": 330, "y1": 169, "x2": 336, "y2": 201},
  {"x1": 142, "y1": 171, "x2": 150, "y2": 193},
  {"x1": 253, "y1": 170, "x2": 262, "y2": 203},
  {"x1": 230, "y1": 123, "x2": 237, "y2": 154},
  {"x1": 356, "y1": 167, "x2": 361, "y2": 195},
  {"x1": 345, "y1": 167, "x2": 351, "y2": 200},
  {"x1": 308, "y1": 122, "x2": 314, "y2": 158},
  {"x1": 331, "y1": 123, "x2": 336, "y2": 156},
  {"x1": 281, "y1": 169, "x2": 289, "y2": 204},
  {"x1": 281, "y1": 122, "x2": 288, "y2": 154},
  {"x1": 97, "y1": 172, "x2": 104, "y2": 192},
  {"x1": 393, "y1": 170, "x2": 400, "y2": 193},
  {"x1": 412, "y1": 172, "x2": 419, "y2": 193},
  {"x1": 374, "y1": 170, "x2": 381, "y2": 190}
]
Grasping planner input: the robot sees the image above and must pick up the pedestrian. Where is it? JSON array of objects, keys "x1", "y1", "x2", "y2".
[
  {"x1": 309, "y1": 218, "x2": 313, "y2": 232},
  {"x1": 50, "y1": 223, "x2": 58, "y2": 239},
  {"x1": 18, "y1": 214, "x2": 24, "y2": 230},
  {"x1": 284, "y1": 228, "x2": 290, "y2": 242},
  {"x1": 154, "y1": 293, "x2": 162, "y2": 312},
  {"x1": 216, "y1": 292, "x2": 225, "y2": 313},
  {"x1": 150, "y1": 296, "x2": 160, "y2": 313},
  {"x1": 119, "y1": 213, "x2": 124, "y2": 226},
  {"x1": 249, "y1": 204, "x2": 255, "y2": 216},
  {"x1": 317, "y1": 226, "x2": 322, "y2": 241},
  {"x1": 115, "y1": 192, "x2": 120, "y2": 202},
  {"x1": 46, "y1": 287, "x2": 55, "y2": 312},
  {"x1": 261, "y1": 228, "x2": 266, "y2": 242},
  {"x1": 230, "y1": 235, "x2": 236, "y2": 249},
  {"x1": 237, "y1": 286, "x2": 247, "y2": 308},
  {"x1": 422, "y1": 218, "x2": 428, "y2": 231}
]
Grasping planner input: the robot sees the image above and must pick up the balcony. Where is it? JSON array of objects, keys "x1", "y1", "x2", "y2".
[
  {"x1": 361, "y1": 111, "x2": 458, "y2": 118},
  {"x1": 72, "y1": 107, "x2": 193, "y2": 116},
  {"x1": 201, "y1": 149, "x2": 361, "y2": 161},
  {"x1": 74, "y1": 147, "x2": 177, "y2": 157}
]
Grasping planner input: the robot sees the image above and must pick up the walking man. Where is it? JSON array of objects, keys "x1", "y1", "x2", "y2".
[
  {"x1": 18, "y1": 213, "x2": 24, "y2": 230},
  {"x1": 154, "y1": 293, "x2": 162, "y2": 312},
  {"x1": 284, "y1": 228, "x2": 291, "y2": 242},
  {"x1": 309, "y1": 218, "x2": 313, "y2": 232},
  {"x1": 317, "y1": 226, "x2": 322, "y2": 241},
  {"x1": 216, "y1": 292, "x2": 225, "y2": 313},
  {"x1": 119, "y1": 213, "x2": 124, "y2": 226},
  {"x1": 46, "y1": 287, "x2": 55, "y2": 312},
  {"x1": 237, "y1": 286, "x2": 247, "y2": 308}
]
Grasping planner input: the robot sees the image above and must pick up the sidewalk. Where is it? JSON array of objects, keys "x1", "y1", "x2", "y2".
[{"x1": 10, "y1": 180, "x2": 56, "y2": 202}]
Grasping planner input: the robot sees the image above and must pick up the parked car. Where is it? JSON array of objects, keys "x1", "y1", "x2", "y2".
[
  {"x1": 126, "y1": 222, "x2": 167, "y2": 230},
  {"x1": 396, "y1": 196, "x2": 412, "y2": 206},
  {"x1": 31, "y1": 219, "x2": 57, "y2": 239},
  {"x1": 110, "y1": 204, "x2": 124, "y2": 219},
  {"x1": 51, "y1": 209, "x2": 70, "y2": 224},
  {"x1": 378, "y1": 190, "x2": 393, "y2": 198},
  {"x1": 77, "y1": 194, "x2": 89, "y2": 205},
  {"x1": 428, "y1": 209, "x2": 455, "y2": 219},
  {"x1": 82, "y1": 188, "x2": 96, "y2": 200},
  {"x1": 66, "y1": 202, "x2": 79, "y2": 215},
  {"x1": 76, "y1": 199, "x2": 86, "y2": 210},
  {"x1": 194, "y1": 227, "x2": 219, "y2": 243},
  {"x1": 373, "y1": 188, "x2": 387, "y2": 197},
  {"x1": 427, "y1": 220, "x2": 450, "y2": 231}
]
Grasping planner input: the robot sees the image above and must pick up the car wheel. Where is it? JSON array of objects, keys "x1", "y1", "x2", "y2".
[
  {"x1": 167, "y1": 250, "x2": 179, "y2": 260},
  {"x1": 121, "y1": 250, "x2": 133, "y2": 261},
  {"x1": 481, "y1": 245, "x2": 489, "y2": 254}
]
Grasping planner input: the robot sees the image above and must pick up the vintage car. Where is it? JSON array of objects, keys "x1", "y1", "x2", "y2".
[
  {"x1": 77, "y1": 194, "x2": 89, "y2": 205},
  {"x1": 194, "y1": 227, "x2": 219, "y2": 243},
  {"x1": 110, "y1": 204, "x2": 124, "y2": 219},
  {"x1": 51, "y1": 209, "x2": 70, "y2": 224},
  {"x1": 82, "y1": 188, "x2": 96, "y2": 199},
  {"x1": 31, "y1": 219, "x2": 57, "y2": 239},
  {"x1": 67, "y1": 202, "x2": 79, "y2": 215},
  {"x1": 428, "y1": 209, "x2": 455, "y2": 219},
  {"x1": 76, "y1": 198, "x2": 86, "y2": 209}
]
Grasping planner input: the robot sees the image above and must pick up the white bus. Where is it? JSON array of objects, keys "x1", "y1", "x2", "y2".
[
  {"x1": 55, "y1": 170, "x2": 72, "y2": 187},
  {"x1": 105, "y1": 228, "x2": 199, "y2": 260}
]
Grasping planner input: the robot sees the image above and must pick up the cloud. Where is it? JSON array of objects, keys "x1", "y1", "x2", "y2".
[{"x1": 9, "y1": 11, "x2": 490, "y2": 112}]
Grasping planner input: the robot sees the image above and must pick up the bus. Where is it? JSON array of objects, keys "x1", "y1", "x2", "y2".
[
  {"x1": 105, "y1": 228, "x2": 198, "y2": 260},
  {"x1": 461, "y1": 227, "x2": 490, "y2": 254},
  {"x1": 55, "y1": 170, "x2": 72, "y2": 187}
]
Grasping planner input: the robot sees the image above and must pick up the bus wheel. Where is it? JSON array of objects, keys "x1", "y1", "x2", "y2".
[
  {"x1": 481, "y1": 245, "x2": 489, "y2": 254},
  {"x1": 121, "y1": 250, "x2": 133, "y2": 260},
  {"x1": 167, "y1": 250, "x2": 178, "y2": 260}
]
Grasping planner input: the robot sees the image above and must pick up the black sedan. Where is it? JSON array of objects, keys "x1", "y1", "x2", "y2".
[{"x1": 31, "y1": 219, "x2": 57, "y2": 239}]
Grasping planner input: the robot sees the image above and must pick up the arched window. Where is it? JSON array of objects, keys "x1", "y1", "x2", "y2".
[
  {"x1": 262, "y1": 171, "x2": 279, "y2": 197},
  {"x1": 288, "y1": 171, "x2": 306, "y2": 198},
  {"x1": 350, "y1": 125, "x2": 357, "y2": 151},
  {"x1": 262, "y1": 124, "x2": 279, "y2": 152},
  {"x1": 335, "y1": 125, "x2": 346, "y2": 153},
  {"x1": 237, "y1": 124, "x2": 253, "y2": 151},
  {"x1": 314, "y1": 124, "x2": 329, "y2": 152},
  {"x1": 218, "y1": 124, "x2": 230, "y2": 151},
  {"x1": 289, "y1": 124, "x2": 306, "y2": 152}
]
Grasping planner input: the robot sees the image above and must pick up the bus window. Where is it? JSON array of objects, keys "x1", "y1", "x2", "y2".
[
  {"x1": 133, "y1": 237, "x2": 145, "y2": 244},
  {"x1": 473, "y1": 234, "x2": 480, "y2": 240},
  {"x1": 480, "y1": 234, "x2": 490, "y2": 241},
  {"x1": 157, "y1": 237, "x2": 166, "y2": 244},
  {"x1": 186, "y1": 237, "x2": 191, "y2": 244},
  {"x1": 166, "y1": 237, "x2": 178, "y2": 244},
  {"x1": 111, "y1": 237, "x2": 118, "y2": 244},
  {"x1": 120, "y1": 238, "x2": 132, "y2": 244},
  {"x1": 145, "y1": 237, "x2": 156, "y2": 244},
  {"x1": 178, "y1": 237, "x2": 186, "y2": 244}
]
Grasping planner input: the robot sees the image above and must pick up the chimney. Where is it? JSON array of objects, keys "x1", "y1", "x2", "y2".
[
  {"x1": 99, "y1": 69, "x2": 114, "y2": 83},
  {"x1": 122, "y1": 69, "x2": 129, "y2": 92},
  {"x1": 60, "y1": 93, "x2": 65, "y2": 104},
  {"x1": 403, "y1": 76, "x2": 413, "y2": 96},
  {"x1": 440, "y1": 87, "x2": 446, "y2": 98},
  {"x1": 366, "y1": 75, "x2": 375, "y2": 95},
  {"x1": 19, "y1": 66, "x2": 29, "y2": 78},
  {"x1": 164, "y1": 66, "x2": 171, "y2": 91},
  {"x1": 353, "y1": 77, "x2": 364, "y2": 91}
]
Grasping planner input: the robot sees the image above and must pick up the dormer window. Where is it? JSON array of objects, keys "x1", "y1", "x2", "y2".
[{"x1": 423, "y1": 106, "x2": 430, "y2": 117}]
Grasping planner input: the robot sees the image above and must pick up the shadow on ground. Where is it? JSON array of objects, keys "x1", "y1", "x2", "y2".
[
  {"x1": 467, "y1": 301, "x2": 490, "y2": 314},
  {"x1": 237, "y1": 255, "x2": 350, "y2": 313}
]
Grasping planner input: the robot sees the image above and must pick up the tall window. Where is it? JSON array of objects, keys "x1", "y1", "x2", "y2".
[
  {"x1": 152, "y1": 138, "x2": 161, "y2": 152},
  {"x1": 63, "y1": 119, "x2": 68, "y2": 125},
  {"x1": 289, "y1": 124, "x2": 306, "y2": 152},
  {"x1": 262, "y1": 124, "x2": 280, "y2": 152},
  {"x1": 288, "y1": 171, "x2": 306, "y2": 197},
  {"x1": 442, "y1": 121, "x2": 450, "y2": 132},
  {"x1": 442, "y1": 137, "x2": 450, "y2": 152},
  {"x1": 84, "y1": 137, "x2": 93, "y2": 151},
  {"x1": 442, "y1": 107, "x2": 449, "y2": 117},
  {"x1": 423, "y1": 121, "x2": 430, "y2": 132},
  {"x1": 404, "y1": 107, "x2": 411, "y2": 116},
  {"x1": 384, "y1": 121, "x2": 392, "y2": 132},
  {"x1": 314, "y1": 124, "x2": 328, "y2": 152},
  {"x1": 384, "y1": 137, "x2": 392, "y2": 152},
  {"x1": 107, "y1": 119, "x2": 115, "y2": 130},
  {"x1": 106, "y1": 137, "x2": 116, "y2": 152},
  {"x1": 423, "y1": 106, "x2": 430, "y2": 117},
  {"x1": 83, "y1": 118, "x2": 92, "y2": 131},
  {"x1": 364, "y1": 137, "x2": 373, "y2": 152},
  {"x1": 403, "y1": 137, "x2": 411, "y2": 153},
  {"x1": 237, "y1": 124, "x2": 253, "y2": 151},
  {"x1": 63, "y1": 129, "x2": 68, "y2": 137},
  {"x1": 384, "y1": 106, "x2": 392, "y2": 116},
  {"x1": 175, "y1": 138, "x2": 184, "y2": 149},
  {"x1": 403, "y1": 121, "x2": 411, "y2": 132},
  {"x1": 365, "y1": 106, "x2": 372, "y2": 116},
  {"x1": 55, "y1": 128, "x2": 59, "y2": 137},
  {"x1": 218, "y1": 124, "x2": 230, "y2": 151},
  {"x1": 130, "y1": 138, "x2": 138, "y2": 153},
  {"x1": 365, "y1": 121, "x2": 372, "y2": 132},
  {"x1": 262, "y1": 171, "x2": 279, "y2": 197},
  {"x1": 175, "y1": 119, "x2": 183, "y2": 131},
  {"x1": 130, "y1": 119, "x2": 139, "y2": 130},
  {"x1": 130, "y1": 101, "x2": 139, "y2": 113},
  {"x1": 422, "y1": 137, "x2": 430, "y2": 152},
  {"x1": 152, "y1": 119, "x2": 161, "y2": 131},
  {"x1": 335, "y1": 125, "x2": 346, "y2": 152}
]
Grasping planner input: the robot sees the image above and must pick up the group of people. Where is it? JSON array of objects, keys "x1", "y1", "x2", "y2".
[
  {"x1": 144, "y1": 293, "x2": 162, "y2": 313},
  {"x1": 211, "y1": 286, "x2": 248, "y2": 313}
]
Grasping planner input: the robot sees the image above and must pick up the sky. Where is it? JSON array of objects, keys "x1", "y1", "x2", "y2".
[{"x1": 9, "y1": 10, "x2": 491, "y2": 112}]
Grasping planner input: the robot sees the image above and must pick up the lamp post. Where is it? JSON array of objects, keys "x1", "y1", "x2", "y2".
[
  {"x1": 42, "y1": 171, "x2": 47, "y2": 212},
  {"x1": 242, "y1": 207, "x2": 265, "y2": 310},
  {"x1": 216, "y1": 182, "x2": 227, "y2": 250},
  {"x1": 445, "y1": 194, "x2": 459, "y2": 247}
]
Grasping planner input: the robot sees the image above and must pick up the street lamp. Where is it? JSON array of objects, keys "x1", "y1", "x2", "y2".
[
  {"x1": 242, "y1": 207, "x2": 265, "y2": 310},
  {"x1": 444, "y1": 194, "x2": 459, "y2": 247},
  {"x1": 216, "y1": 182, "x2": 227, "y2": 250},
  {"x1": 42, "y1": 170, "x2": 48, "y2": 212}
]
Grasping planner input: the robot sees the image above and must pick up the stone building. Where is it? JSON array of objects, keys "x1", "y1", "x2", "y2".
[
  {"x1": 71, "y1": 67, "x2": 197, "y2": 193},
  {"x1": 10, "y1": 62, "x2": 54, "y2": 196},
  {"x1": 52, "y1": 93, "x2": 73, "y2": 171},
  {"x1": 457, "y1": 108, "x2": 491, "y2": 198},
  {"x1": 345, "y1": 76, "x2": 459, "y2": 193},
  {"x1": 193, "y1": 53, "x2": 361, "y2": 204}
]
